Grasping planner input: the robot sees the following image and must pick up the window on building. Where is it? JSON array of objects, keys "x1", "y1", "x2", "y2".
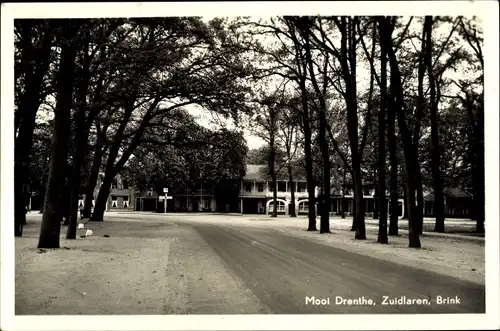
[
  {"x1": 112, "y1": 179, "x2": 118, "y2": 189},
  {"x1": 268, "y1": 183, "x2": 275, "y2": 192},
  {"x1": 204, "y1": 199, "x2": 209, "y2": 208},
  {"x1": 257, "y1": 183, "x2": 264, "y2": 192},
  {"x1": 244, "y1": 182, "x2": 252, "y2": 192},
  {"x1": 298, "y1": 182, "x2": 307, "y2": 192},
  {"x1": 123, "y1": 180, "x2": 129, "y2": 190},
  {"x1": 269, "y1": 200, "x2": 286, "y2": 212},
  {"x1": 298, "y1": 201, "x2": 309, "y2": 212},
  {"x1": 363, "y1": 187, "x2": 370, "y2": 196},
  {"x1": 111, "y1": 195, "x2": 117, "y2": 208},
  {"x1": 123, "y1": 196, "x2": 129, "y2": 201},
  {"x1": 277, "y1": 181, "x2": 286, "y2": 192}
]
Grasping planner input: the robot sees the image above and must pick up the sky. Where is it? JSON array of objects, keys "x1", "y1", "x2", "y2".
[
  {"x1": 30, "y1": 15, "x2": 483, "y2": 153},
  {"x1": 185, "y1": 104, "x2": 266, "y2": 150}
]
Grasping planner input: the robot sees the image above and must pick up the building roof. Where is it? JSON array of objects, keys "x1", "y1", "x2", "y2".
[{"x1": 423, "y1": 187, "x2": 471, "y2": 201}]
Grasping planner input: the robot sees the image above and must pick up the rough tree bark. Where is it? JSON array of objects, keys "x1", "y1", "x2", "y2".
[
  {"x1": 287, "y1": 18, "x2": 317, "y2": 231},
  {"x1": 67, "y1": 39, "x2": 91, "y2": 239},
  {"x1": 341, "y1": 17, "x2": 366, "y2": 239},
  {"x1": 287, "y1": 163, "x2": 296, "y2": 217},
  {"x1": 269, "y1": 125, "x2": 278, "y2": 218},
  {"x1": 377, "y1": 37, "x2": 388, "y2": 244},
  {"x1": 91, "y1": 98, "x2": 161, "y2": 222},
  {"x1": 341, "y1": 168, "x2": 346, "y2": 219},
  {"x1": 387, "y1": 92, "x2": 399, "y2": 236},
  {"x1": 14, "y1": 21, "x2": 54, "y2": 236},
  {"x1": 373, "y1": 170, "x2": 379, "y2": 219},
  {"x1": 90, "y1": 99, "x2": 137, "y2": 221},
  {"x1": 82, "y1": 123, "x2": 107, "y2": 218},
  {"x1": 424, "y1": 16, "x2": 446, "y2": 233},
  {"x1": 301, "y1": 23, "x2": 330, "y2": 234},
  {"x1": 468, "y1": 95, "x2": 485, "y2": 233},
  {"x1": 378, "y1": 16, "x2": 421, "y2": 247},
  {"x1": 38, "y1": 21, "x2": 79, "y2": 248}
]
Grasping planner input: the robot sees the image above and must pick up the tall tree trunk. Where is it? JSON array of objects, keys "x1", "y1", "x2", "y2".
[
  {"x1": 288, "y1": 164, "x2": 296, "y2": 217},
  {"x1": 271, "y1": 180, "x2": 278, "y2": 217},
  {"x1": 352, "y1": 163, "x2": 365, "y2": 239},
  {"x1": 82, "y1": 122, "x2": 108, "y2": 218},
  {"x1": 14, "y1": 21, "x2": 54, "y2": 236},
  {"x1": 67, "y1": 41, "x2": 91, "y2": 239},
  {"x1": 341, "y1": 168, "x2": 346, "y2": 218},
  {"x1": 38, "y1": 21, "x2": 79, "y2": 248},
  {"x1": 388, "y1": 94, "x2": 399, "y2": 236},
  {"x1": 318, "y1": 102, "x2": 330, "y2": 234},
  {"x1": 412, "y1": 17, "x2": 427, "y2": 236},
  {"x1": 91, "y1": 96, "x2": 159, "y2": 222},
  {"x1": 402, "y1": 178, "x2": 409, "y2": 220},
  {"x1": 90, "y1": 103, "x2": 136, "y2": 221},
  {"x1": 377, "y1": 42, "x2": 388, "y2": 244},
  {"x1": 415, "y1": 162, "x2": 425, "y2": 234},
  {"x1": 470, "y1": 96, "x2": 485, "y2": 233},
  {"x1": 285, "y1": 17, "x2": 316, "y2": 231},
  {"x1": 91, "y1": 172, "x2": 113, "y2": 222},
  {"x1": 378, "y1": 16, "x2": 421, "y2": 247},
  {"x1": 351, "y1": 191, "x2": 356, "y2": 231},
  {"x1": 62, "y1": 179, "x2": 72, "y2": 225},
  {"x1": 317, "y1": 106, "x2": 331, "y2": 234},
  {"x1": 300, "y1": 93, "x2": 316, "y2": 231},
  {"x1": 302, "y1": 27, "x2": 330, "y2": 234},
  {"x1": 344, "y1": 17, "x2": 365, "y2": 239},
  {"x1": 424, "y1": 16, "x2": 446, "y2": 233},
  {"x1": 269, "y1": 131, "x2": 278, "y2": 218},
  {"x1": 82, "y1": 143, "x2": 103, "y2": 218},
  {"x1": 373, "y1": 170, "x2": 379, "y2": 219}
]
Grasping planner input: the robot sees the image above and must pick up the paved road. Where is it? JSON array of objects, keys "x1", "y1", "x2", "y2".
[{"x1": 180, "y1": 222, "x2": 485, "y2": 314}]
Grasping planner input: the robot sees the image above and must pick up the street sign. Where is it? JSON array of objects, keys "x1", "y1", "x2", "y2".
[
  {"x1": 163, "y1": 188, "x2": 168, "y2": 193},
  {"x1": 160, "y1": 193, "x2": 173, "y2": 213}
]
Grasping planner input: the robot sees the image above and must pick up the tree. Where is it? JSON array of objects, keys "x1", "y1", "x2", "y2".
[
  {"x1": 455, "y1": 16, "x2": 484, "y2": 233},
  {"x1": 297, "y1": 17, "x2": 331, "y2": 234},
  {"x1": 307, "y1": 17, "x2": 377, "y2": 239},
  {"x1": 378, "y1": 16, "x2": 421, "y2": 248},
  {"x1": 66, "y1": 19, "x2": 124, "y2": 238},
  {"x1": 377, "y1": 26, "x2": 388, "y2": 244},
  {"x1": 38, "y1": 20, "x2": 82, "y2": 248},
  {"x1": 14, "y1": 19, "x2": 56, "y2": 236},
  {"x1": 424, "y1": 16, "x2": 446, "y2": 233},
  {"x1": 124, "y1": 110, "x2": 247, "y2": 213},
  {"x1": 277, "y1": 103, "x2": 301, "y2": 218},
  {"x1": 89, "y1": 18, "x2": 253, "y2": 222},
  {"x1": 253, "y1": 92, "x2": 283, "y2": 218}
]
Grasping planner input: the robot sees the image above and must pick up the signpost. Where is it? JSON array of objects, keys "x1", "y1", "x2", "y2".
[{"x1": 159, "y1": 188, "x2": 173, "y2": 213}]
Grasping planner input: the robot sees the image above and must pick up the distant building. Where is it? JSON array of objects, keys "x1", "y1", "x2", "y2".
[
  {"x1": 79, "y1": 173, "x2": 135, "y2": 212},
  {"x1": 423, "y1": 188, "x2": 472, "y2": 218},
  {"x1": 239, "y1": 164, "x2": 309, "y2": 215},
  {"x1": 76, "y1": 165, "x2": 473, "y2": 220}
]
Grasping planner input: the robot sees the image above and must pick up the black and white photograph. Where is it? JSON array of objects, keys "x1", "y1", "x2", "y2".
[{"x1": 1, "y1": 1, "x2": 499, "y2": 330}]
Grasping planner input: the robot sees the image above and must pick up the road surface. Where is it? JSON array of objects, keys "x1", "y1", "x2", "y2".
[
  {"x1": 170, "y1": 221, "x2": 485, "y2": 314},
  {"x1": 16, "y1": 215, "x2": 485, "y2": 315}
]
